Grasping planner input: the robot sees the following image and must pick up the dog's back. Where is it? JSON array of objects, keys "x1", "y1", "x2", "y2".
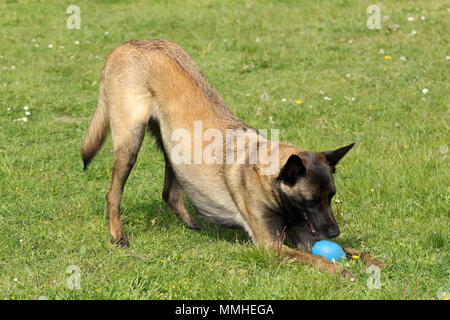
[{"x1": 81, "y1": 39, "x2": 246, "y2": 166}]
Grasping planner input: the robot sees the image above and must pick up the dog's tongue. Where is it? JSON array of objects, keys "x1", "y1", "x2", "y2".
[
  {"x1": 307, "y1": 220, "x2": 320, "y2": 237},
  {"x1": 303, "y1": 212, "x2": 320, "y2": 237}
]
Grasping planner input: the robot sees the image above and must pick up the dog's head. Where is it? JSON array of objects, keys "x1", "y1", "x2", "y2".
[{"x1": 273, "y1": 143, "x2": 355, "y2": 249}]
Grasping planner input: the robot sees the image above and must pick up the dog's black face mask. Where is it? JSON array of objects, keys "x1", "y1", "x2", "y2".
[{"x1": 275, "y1": 143, "x2": 355, "y2": 249}]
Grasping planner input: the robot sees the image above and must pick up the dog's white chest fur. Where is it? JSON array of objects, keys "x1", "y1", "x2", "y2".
[{"x1": 173, "y1": 166, "x2": 248, "y2": 229}]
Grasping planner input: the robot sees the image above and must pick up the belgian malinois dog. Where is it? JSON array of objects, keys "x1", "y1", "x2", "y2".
[{"x1": 81, "y1": 39, "x2": 382, "y2": 275}]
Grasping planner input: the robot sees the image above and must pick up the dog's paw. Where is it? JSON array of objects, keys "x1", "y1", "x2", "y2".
[
  {"x1": 340, "y1": 267, "x2": 354, "y2": 279},
  {"x1": 186, "y1": 221, "x2": 202, "y2": 231},
  {"x1": 344, "y1": 247, "x2": 384, "y2": 268},
  {"x1": 112, "y1": 236, "x2": 130, "y2": 248}
]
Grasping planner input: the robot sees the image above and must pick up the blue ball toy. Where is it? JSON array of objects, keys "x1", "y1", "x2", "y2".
[{"x1": 311, "y1": 240, "x2": 346, "y2": 262}]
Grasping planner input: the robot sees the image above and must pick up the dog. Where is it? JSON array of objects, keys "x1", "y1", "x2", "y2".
[{"x1": 81, "y1": 39, "x2": 382, "y2": 274}]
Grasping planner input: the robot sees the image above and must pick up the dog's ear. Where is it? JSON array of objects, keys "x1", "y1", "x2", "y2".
[
  {"x1": 322, "y1": 143, "x2": 355, "y2": 167},
  {"x1": 278, "y1": 155, "x2": 306, "y2": 185}
]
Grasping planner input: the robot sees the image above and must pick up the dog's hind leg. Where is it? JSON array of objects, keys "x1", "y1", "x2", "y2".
[
  {"x1": 105, "y1": 87, "x2": 153, "y2": 247},
  {"x1": 106, "y1": 124, "x2": 146, "y2": 247},
  {"x1": 162, "y1": 161, "x2": 200, "y2": 230}
]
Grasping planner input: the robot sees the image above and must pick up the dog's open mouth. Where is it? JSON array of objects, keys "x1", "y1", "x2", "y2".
[{"x1": 302, "y1": 211, "x2": 320, "y2": 237}]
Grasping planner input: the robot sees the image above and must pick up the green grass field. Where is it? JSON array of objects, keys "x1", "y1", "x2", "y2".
[{"x1": 0, "y1": 0, "x2": 448, "y2": 300}]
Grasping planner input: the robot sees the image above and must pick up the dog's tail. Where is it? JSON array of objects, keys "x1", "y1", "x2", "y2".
[{"x1": 80, "y1": 82, "x2": 109, "y2": 170}]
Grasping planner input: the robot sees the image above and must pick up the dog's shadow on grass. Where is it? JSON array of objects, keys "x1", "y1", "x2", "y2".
[
  {"x1": 123, "y1": 200, "x2": 251, "y2": 246},
  {"x1": 123, "y1": 200, "x2": 375, "y2": 251}
]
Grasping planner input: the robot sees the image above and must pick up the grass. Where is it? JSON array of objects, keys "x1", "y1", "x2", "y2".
[{"x1": 0, "y1": 0, "x2": 449, "y2": 300}]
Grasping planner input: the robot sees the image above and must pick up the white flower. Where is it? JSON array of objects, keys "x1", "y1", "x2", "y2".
[
  {"x1": 281, "y1": 98, "x2": 287, "y2": 102},
  {"x1": 48, "y1": 44, "x2": 53, "y2": 48},
  {"x1": 13, "y1": 278, "x2": 18, "y2": 282},
  {"x1": 324, "y1": 96, "x2": 332, "y2": 101},
  {"x1": 346, "y1": 73, "x2": 351, "y2": 78},
  {"x1": 11, "y1": 66, "x2": 16, "y2": 70},
  {"x1": 400, "y1": 56, "x2": 407, "y2": 61},
  {"x1": 410, "y1": 30, "x2": 417, "y2": 36},
  {"x1": 255, "y1": 37, "x2": 261, "y2": 43},
  {"x1": 25, "y1": 111, "x2": 31, "y2": 115},
  {"x1": 6, "y1": 108, "x2": 11, "y2": 111},
  {"x1": 260, "y1": 92, "x2": 269, "y2": 101},
  {"x1": 420, "y1": 16, "x2": 426, "y2": 20},
  {"x1": 31, "y1": 39, "x2": 36, "y2": 42},
  {"x1": 345, "y1": 96, "x2": 355, "y2": 102},
  {"x1": 21, "y1": 117, "x2": 28, "y2": 122},
  {"x1": 23, "y1": 106, "x2": 29, "y2": 110},
  {"x1": 74, "y1": 41, "x2": 80, "y2": 45},
  {"x1": 379, "y1": 49, "x2": 385, "y2": 54},
  {"x1": 34, "y1": 43, "x2": 39, "y2": 47},
  {"x1": 438, "y1": 145, "x2": 448, "y2": 155},
  {"x1": 407, "y1": 17, "x2": 415, "y2": 21},
  {"x1": 348, "y1": 39, "x2": 353, "y2": 44},
  {"x1": 104, "y1": 31, "x2": 109, "y2": 35},
  {"x1": 446, "y1": 56, "x2": 450, "y2": 60},
  {"x1": 422, "y1": 88, "x2": 429, "y2": 94}
]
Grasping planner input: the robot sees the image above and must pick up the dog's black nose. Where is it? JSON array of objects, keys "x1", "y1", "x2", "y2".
[{"x1": 325, "y1": 225, "x2": 340, "y2": 238}]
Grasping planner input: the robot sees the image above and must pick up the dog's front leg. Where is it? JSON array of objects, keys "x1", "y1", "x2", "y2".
[
  {"x1": 243, "y1": 211, "x2": 351, "y2": 276},
  {"x1": 344, "y1": 248, "x2": 384, "y2": 268},
  {"x1": 280, "y1": 247, "x2": 352, "y2": 276}
]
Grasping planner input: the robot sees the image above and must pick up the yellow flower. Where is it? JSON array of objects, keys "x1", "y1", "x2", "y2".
[
  {"x1": 443, "y1": 297, "x2": 450, "y2": 300},
  {"x1": 352, "y1": 255, "x2": 360, "y2": 260},
  {"x1": 384, "y1": 55, "x2": 392, "y2": 60},
  {"x1": 296, "y1": 99, "x2": 303, "y2": 104}
]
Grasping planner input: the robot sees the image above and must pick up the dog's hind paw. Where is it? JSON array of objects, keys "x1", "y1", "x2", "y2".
[{"x1": 112, "y1": 236, "x2": 130, "y2": 248}]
